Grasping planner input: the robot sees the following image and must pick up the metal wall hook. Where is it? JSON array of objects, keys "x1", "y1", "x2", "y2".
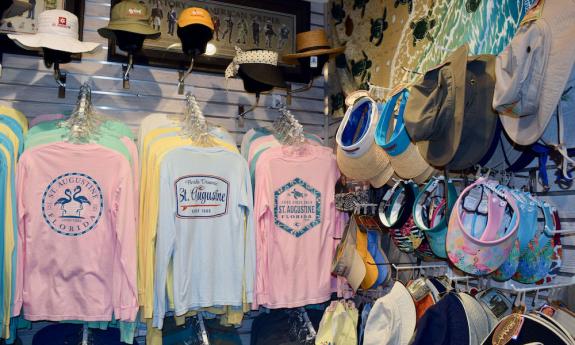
[
  {"x1": 237, "y1": 93, "x2": 260, "y2": 128},
  {"x1": 122, "y1": 54, "x2": 134, "y2": 89},
  {"x1": 288, "y1": 79, "x2": 314, "y2": 95},
  {"x1": 53, "y1": 62, "x2": 66, "y2": 98},
  {"x1": 178, "y1": 57, "x2": 194, "y2": 95}
]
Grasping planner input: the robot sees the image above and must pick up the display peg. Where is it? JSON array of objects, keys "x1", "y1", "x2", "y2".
[
  {"x1": 122, "y1": 53, "x2": 134, "y2": 89},
  {"x1": 53, "y1": 62, "x2": 66, "y2": 99}
]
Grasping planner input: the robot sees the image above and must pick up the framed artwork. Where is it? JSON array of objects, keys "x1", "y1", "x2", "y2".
[
  {"x1": 0, "y1": 0, "x2": 85, "y2": 57},
  {"x1": 107, "y1": 0, "x2": 311, "y2": 81}
]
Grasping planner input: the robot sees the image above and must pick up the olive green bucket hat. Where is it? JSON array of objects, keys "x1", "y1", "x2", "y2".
[{"x1": 98, "y1": 0, "x2": 160, "y2": 39}]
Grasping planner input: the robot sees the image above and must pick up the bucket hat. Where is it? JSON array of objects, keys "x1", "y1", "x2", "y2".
[
  {"x1": 413, "y1": 177, "x2": 458, "y2": 259},
  {"x1": 446, "y1": 179, "x2": 520, "y2": 275},
  {"x1": 447, "y1": 54, "x2": 498, "y2": 170},
  {"x1": 8, "y1": 10, "x2": 100, "y2": 53},
  {"x1": 225, "y1": 48, "x2": 287, "y2": 90},
  {"x1": 458, "y1": 292, "x2": 498, "y2": 345},
  {"x1": 98, "y1": 1, "x2": 160, "y2": 39},
  {"x1": 364, "y1": 282, "x2": 417, "y2": 345},
  {"x1": 283, "y1": 29, "x2": 344, "y2": 63},
  {"x1": 375, "y1": 88, "x2": 436, "y2": 180},
  {"x1": 403, "y1": 44, "x2": 468, "y2": 167},
  {"x1": 332, "y1": 216, "x2": 366, "y2": 291},
  {"x1": 495, "y1": 0, "x2": 575, "y2": 146},
  {"x1": 316, "y1": 300, "x2": 359, "y2": 345},
  {"x1": 411, "y1": 293, "x2": 469, "y2": 345},
  {"x1": 2, "y1": 0, "x2": 32, "y2": 19}
]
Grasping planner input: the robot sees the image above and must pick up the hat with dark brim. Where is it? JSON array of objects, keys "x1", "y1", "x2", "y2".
[
  {"x1": 98, "y1": 1, "x2": 160, "y2": 39},
  {"x1": 239, "y1": 63, "x2": 287, "y2": 89},
  {"x1": 283, "y1": 29, "x2": 345, "y2": 63},
  {"x1": 226, "y1": 48, "x2": 287, "y2": 91}
]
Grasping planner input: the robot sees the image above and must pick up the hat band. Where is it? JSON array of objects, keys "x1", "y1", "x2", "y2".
[{"x1": 296, "y1": 44, "x2": 331, "y2": 54}]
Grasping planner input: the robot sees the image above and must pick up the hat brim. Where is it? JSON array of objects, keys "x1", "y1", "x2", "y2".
[
  {"x1": 283, "y1": 46, "x2": 345, "y2": 63},
  {"x1": 8, "y1": 32, "x2": 100, "y2": 53},
  {"x1": 458, "y1": 292, "x2": 497, "y2": 345},
  {"x1": 3, "y1": 0, "x2": 32, "y2": 19},
  {"x1": 337, "y1": 144, "x2": 391, "y2": 182},
  {"x1": 98, "y1": 22, "x2": 161, "y2": 39},
  {"x1": 448, "y1": 54, "x2": 498, "y2": 170},
  {"x1": 499, "y1": 1, "x2": 575, "y2": 146},
  {"x1": 407, "y1": 44, "x2": 468, "y2": 168},
  {"x1": 239, "y1": 63, "x2": 287, "y2": 89},
  {"x1": 387, "y1": 142, "x2": 434, "y2": 181},
  {"x1": 391, "y1": 282, "x2": 417, "y2": 344}
]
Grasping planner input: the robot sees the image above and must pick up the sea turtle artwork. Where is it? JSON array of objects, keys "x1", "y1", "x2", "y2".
[
  {"x1": 394, "y1": 0, "x2": 413, "y2": 14},
  {"x1": 466, "y1": 0, "x2": 481, "y2": 13},
  {"x1": 353, "y1": 0, "x2": 369, "y2": 18},
  {"x1": 409, "y1": 8, "x2": 436, "y2": 47},
  {"x1": 331, "y1": 0, "x2": 345, "y2": 25},
  {"x1": 351, "y1": 51, "x2": 372, "y2": 83},
  {"x1": 370, "y1": 7, "x2": 388, "y2": 46}
]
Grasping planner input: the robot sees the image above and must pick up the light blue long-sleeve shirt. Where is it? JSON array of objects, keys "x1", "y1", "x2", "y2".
[{"x1": 153, "y1": 147, "x2": 255, "y2": 328}]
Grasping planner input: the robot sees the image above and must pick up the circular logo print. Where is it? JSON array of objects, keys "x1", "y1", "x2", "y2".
[{"x1": 42, "y1": 173, "x2": 104, "y2": 237}]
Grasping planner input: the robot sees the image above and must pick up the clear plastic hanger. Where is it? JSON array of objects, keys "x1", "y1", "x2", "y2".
[
  {"x1": 180, "y1": 92, "x2": 218, "y2": 147},
  {"x1": 60, "y1": 82, "x2": 101, "y2": 144},
  {"x1": 273, "y1": 106, "x2": 305, "y2": 146}
]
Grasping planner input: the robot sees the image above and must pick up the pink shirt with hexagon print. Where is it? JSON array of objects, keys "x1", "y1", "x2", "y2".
[
  {"x1": 14, "y1": 142, "x2": 137, "y2": 322},
  {"x1": 253, "y1": 144, "x2": 344, "y2": 309}
]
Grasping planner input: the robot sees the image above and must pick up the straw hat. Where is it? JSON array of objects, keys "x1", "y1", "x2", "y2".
[
  {"x1": 283, "y1": 29, "x2": 344, "y2": 63},
  {"x1": 336, "y1": 145, "x2": 394, "y2": 187}
]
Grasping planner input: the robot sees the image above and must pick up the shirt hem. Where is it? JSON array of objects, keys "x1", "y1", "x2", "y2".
[
  {"x1": 259, "y1": 294, "x2": 332, "y2": 309},
  {"x1": 23, "y1": 313, "x2": 113, "y2": 322}
]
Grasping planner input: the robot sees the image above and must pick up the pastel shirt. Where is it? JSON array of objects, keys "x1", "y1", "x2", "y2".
[
  {"x1": 137, "y1": 113, "x2": 235, "y2": 151},
  {"x1": 139, "y1": 135, "x2": 238, "y2": 319},
  {"x1": 25, "y1": 129, "x2": 132, "y2": 164},
  {"x1": 15, "y1": 142, "x2": 137, "y2": 322},
  {"x1": 0, "y1": 116, "x2": 24, "y2": 156},
  {"x1": 0, "y1": 106, "x2": 28, "y2": 134},
  {"x1": 27, "y1": 119, "x2": 134, "y2": 140},
  {"x1": 29, "y1": 114, "x2": 66, "y2": 127},
  {"x1": 153, "y1": 147, "x2": 254, "y2": 328},
  {"x1": 0, "y1": 140, "x2": 14, "y2": 338},
  {"x1": 253, "y1": 144, "x2": 341, "y2": 308}
]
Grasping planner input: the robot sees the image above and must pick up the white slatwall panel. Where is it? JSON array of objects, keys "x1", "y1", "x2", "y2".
[
  {"x1": 0, "y1": 0, "x2": 328, "y2": 146},
  {"x1": 1, "y1": 2, "x2": 327, "y2": 344}
]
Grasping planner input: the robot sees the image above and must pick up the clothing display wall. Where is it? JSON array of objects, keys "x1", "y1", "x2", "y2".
[{"x1": 1, "y1": 0, "x2": 575, "y2": 345}]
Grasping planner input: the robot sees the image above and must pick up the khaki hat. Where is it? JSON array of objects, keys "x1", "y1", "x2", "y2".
[
  {"x1": 404, "y1": 44, "x2": 468, "y2": 168},
  {"x1": 8, "y1": 10, "x2": 100, "y2": 53},
  {"x1": 2, "y1": 0, "x2": 32, "y2": 19},
  {"x1": 178, "y1": 7, "x2": 214, "y2": 31},
  {"x1": 332, "y1": 216, "x2": 366, "y2": 291},
  {"x1": 447, "y1": 54, "x2": 498, "y2": 170},
  {"x1": 98, "y1": 1, "x2": 160, "y2": 39},
  {"x1": 496, "y1": 0, "x2": 575, "y2": 146},
  {"x1": 283, "y1": 29, "x2": 345, "y2": 63}
]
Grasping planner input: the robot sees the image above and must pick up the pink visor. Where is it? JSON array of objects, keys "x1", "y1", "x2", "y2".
[{"x1": 446, "y1": 178, "x2": 520, "y2": 275}]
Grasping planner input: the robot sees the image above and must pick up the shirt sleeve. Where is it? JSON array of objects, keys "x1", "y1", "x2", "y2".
[
  {"x1": 238, "y1": 159, "x2": 255, "y2": 304},
  {"x1": 152, "y1": 163, "x2": 176, "y2": 329},
  {"x1": 13, "y1": 155, "x2": 26, "y2": 317},
  {"x1": 111, "y1": 166, "x2": 139, "y2": 322},
  {"x1": 252, "y1": 157, "x2": 271, "y2": 309}
]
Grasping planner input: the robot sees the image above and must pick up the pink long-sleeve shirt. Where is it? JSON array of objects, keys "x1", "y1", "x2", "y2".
[
  {"x1": 253, "y1": 144, "x2": 343, "y2": 308},
  {"x1": 14, "y1": 142, "x2": 138, "y2": 321}
]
